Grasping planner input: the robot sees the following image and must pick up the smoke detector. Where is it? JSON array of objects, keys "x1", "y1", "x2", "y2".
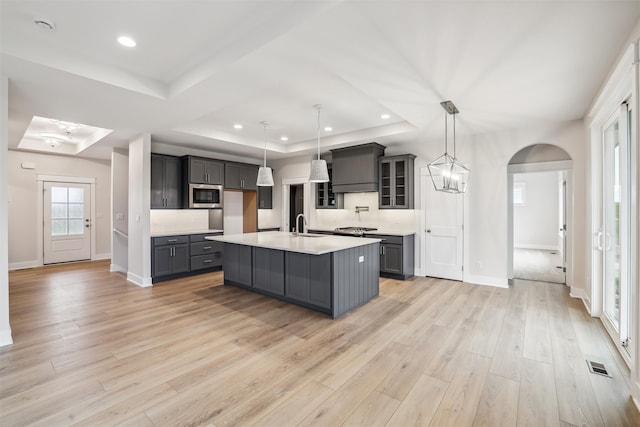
[{"x1": 34, "y1": 17, "x2": 55, "y2": 31}]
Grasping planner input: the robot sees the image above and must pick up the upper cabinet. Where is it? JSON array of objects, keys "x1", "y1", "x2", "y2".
[
  {"x1": 331, "y1": 143, "x2": 386, "y2": 193},
  {"x1": 184, "y1": 156, "x2": 224, "y2": 185},
  {"x1": 379, "y1": 154, "x2": 416, "y2": 209},
  {"x1": 316, "y1": 165, "x2": 344, "y2": 209},
  {"x1": 225, "y1": 162, "x2": 258, "y2": 191},
  {"x1": 151, "y1": 154, "x2": 182, "y2": 209}
]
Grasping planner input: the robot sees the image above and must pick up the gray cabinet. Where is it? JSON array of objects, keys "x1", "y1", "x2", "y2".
[
  {"x1": 331, "y1": 143, "x2": 385, "y2": 193},
  {"x1": 151, "y1": 154, "x2": 182, "y2": 209},
  {"x1": 225, "y1": 163, "x2": 258, "y2": 190},
  {"x1": 190, "y1": 233, "x2": 223, "y2": 271},
  {"x1": 285, "y1": 252, "x2": 331, "y2": 309},
  {"x1": 258, "y1": 186, "x2": 272, "y2": 209},
  {"x1": 253, "y1": 247, "x2": 285, "y2": 295},
  {"x1": 152, "y1": 235, "x2": 189, "y2": 277},
  {"x1": 185, "y1": 156, "x2": 224, "y2": 185},
  {"x1": 365, "y1": 233, "x2": 415, "y2": 280},
  {"x1": 223, "y1": 243, "x2": 253, "y2": 287},
  {"x1": 379, "y1": 155, "x2": 415, "y2": 209},
  {"x1": 316, "y1": 165, "x2": 344, "y2": 209}
]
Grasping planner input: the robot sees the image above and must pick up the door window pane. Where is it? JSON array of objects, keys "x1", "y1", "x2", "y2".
[{"x1": 49, "y1": 186, "x2": 85, "y2": 236}]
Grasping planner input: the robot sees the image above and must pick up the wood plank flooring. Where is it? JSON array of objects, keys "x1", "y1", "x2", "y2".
[{"x1": 1, "y1": 260, "x2": 638, "y2": 426}]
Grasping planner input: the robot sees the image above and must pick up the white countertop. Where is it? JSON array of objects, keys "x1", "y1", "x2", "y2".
[
  {"x1": 307, "y1": 225, "x2": 416, "y2": 237},
  {"x1": 150, "y1": 229, "x2": 223, "y2": 237},
  {"x1": 206, "y1": 231, "x2": 381, "y2": 255}
]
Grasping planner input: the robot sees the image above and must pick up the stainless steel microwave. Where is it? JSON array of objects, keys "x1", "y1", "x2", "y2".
[{"x1": 189, "y1": 183, "x2": 223, "y2": 208}]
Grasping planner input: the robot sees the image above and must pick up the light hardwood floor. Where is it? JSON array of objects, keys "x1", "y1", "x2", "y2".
[{"x1": 1, "y1": 260, "x2": 639, "y2": 426}]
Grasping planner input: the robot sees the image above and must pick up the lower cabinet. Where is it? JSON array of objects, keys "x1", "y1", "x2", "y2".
[
  {"x1": 285, "y1": 252, "x2": 331, "y2": 309},
  {"x1": 152, "y1": 235, "x2": 189, "y2": 277},
  {"x1": 223, "y1": 243, "x2": 253, "y2": 288},
  {"x1": 152, "y1": 233, "x2": 223, "y2": 282},
  {"x1": 253, "y1": 247, "x2": 285, "y2": 295},
  {"x1": 366, "y1": 233, "x2": 415, "y2": 280}
]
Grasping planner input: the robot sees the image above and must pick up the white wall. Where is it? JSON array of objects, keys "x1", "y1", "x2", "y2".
[
  {"x1": 1, "y1": 74, "x2": 12, "y2": 346},
  {"x1": 111, "y1": 148, "x2": 128, "y2": 273},
  {"x1": 7, "y1": 150, "x2": 112, "y2": 269},
  {"x1": 513, "y1": 171, "x2": 560, "y2": 250},
  {"x1": 127, "y1": 134, "x2": 151, "y2": 287}
]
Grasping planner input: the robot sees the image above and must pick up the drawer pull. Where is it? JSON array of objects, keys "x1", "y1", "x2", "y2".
[
  {"x1": 167, "y1": 239, "x2": 178, "y2": 243},
  {"x1": 203, "y1": 260, "x2": 212, "y2": 264},
  {"x1": 203, "y1": 246, "x2": 212, "y2": 250}
]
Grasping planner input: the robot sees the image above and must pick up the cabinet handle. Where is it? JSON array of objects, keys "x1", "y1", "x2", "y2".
[
  {"x1": 167, "y1": 239, "x2": 178, "y2": 242},
  {"x1": 203, "y1": 246, "x2": 212, "y2": 250},
  {"x1": 203, "y1": 259, "x2": 212, "y2": 264}
]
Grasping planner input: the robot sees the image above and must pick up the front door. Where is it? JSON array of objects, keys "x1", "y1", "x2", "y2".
[
  {"x1": 43, "y1": 182, "x2": 91, "y2": 264},
  {"x1": 424, "y1": 177, "x2": 464, "y2": 280}
]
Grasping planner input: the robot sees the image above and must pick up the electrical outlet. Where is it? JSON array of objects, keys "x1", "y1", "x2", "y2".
[{"x1": 358, "y1": 256, "x2": 364, "y2": 263}]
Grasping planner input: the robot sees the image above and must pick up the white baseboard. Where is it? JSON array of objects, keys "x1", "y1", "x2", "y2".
[
  {"x1": 110, "y1": 263, "x2": 127, "y2": 273},
  {"x1": 464, "y1": 274, "x2": 509, "y2": 288},
  {"x1": 8, "y1": 260, "x2": 41, "y2": 271},
  {"x1": 94, "y1": 252, "x2": 111, "y2": 261},
  {"x1": 0, "y1": 328, "x2": 13, "y2": 347},
  {"x1": 127, "y1": 272, "x2": 153, "y2": 287},
  {"x1": 569, "y1": 286, "x2": 592, "y2": 315},
  {"x1": 514, "y1": 244, "x2": 560, "y2": 251}
]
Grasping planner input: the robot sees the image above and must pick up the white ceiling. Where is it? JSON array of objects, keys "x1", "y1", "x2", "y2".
[{"x1": 2, "y1": 1, "x2": 639, "y2": 161}]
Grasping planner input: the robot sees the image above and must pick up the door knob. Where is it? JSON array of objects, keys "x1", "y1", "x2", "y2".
[{"x1": 426, "y1": 229, "x2": 431, "y2": 233}]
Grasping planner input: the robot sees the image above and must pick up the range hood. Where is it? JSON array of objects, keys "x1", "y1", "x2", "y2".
[{"x1": 330, "y1": 142, "x2": 385, "y2": 193}]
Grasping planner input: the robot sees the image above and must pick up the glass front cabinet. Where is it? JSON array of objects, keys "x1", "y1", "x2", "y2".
[
  {"x1": 316, "y1": 165, "x2": 344, "y2": 209},
  {"x1": 379, "y1": 154, "x2": 416, "y2": 209}
]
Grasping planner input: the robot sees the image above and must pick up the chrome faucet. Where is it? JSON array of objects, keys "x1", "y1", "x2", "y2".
[{"x1": 293, "y1": 213, "x2": 307, "y2": 236}]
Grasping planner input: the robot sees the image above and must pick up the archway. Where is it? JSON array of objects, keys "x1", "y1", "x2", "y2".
[{"x1": 507, "y1": 144, "x2": 573, "y2": 285}]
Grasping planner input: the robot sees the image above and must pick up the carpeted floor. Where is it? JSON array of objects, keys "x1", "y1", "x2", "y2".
[{"x1": 513, "y1": 248, "x2": 565, "y2": 284}]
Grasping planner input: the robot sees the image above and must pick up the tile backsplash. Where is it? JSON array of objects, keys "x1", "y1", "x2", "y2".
[{"x1": 150, "y1": 209, "x2": 210, "y2": 233}]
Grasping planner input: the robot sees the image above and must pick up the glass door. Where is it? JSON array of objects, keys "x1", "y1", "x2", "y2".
[{"x1": 601, "y1": 103, "x2": 631, "y2": 354}]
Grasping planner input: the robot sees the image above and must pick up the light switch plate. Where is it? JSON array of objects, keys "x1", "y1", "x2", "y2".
[{"x1": 358, "y1": 256, "x2": 364, "y2": 263}]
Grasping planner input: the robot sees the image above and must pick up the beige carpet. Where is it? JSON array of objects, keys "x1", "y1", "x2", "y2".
[{"x1": 513, "y1": 248, "x2": 565, "y2": 284}]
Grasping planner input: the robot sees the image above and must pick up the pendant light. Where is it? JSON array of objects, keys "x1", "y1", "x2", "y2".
[
  {"x1": 308, "y1": 104, "x2": 329, "y2": 183},
  {"x1": 256, "y1": 121, "x2": 274, "y2": 187},
  {"x1": 427, "y1": 100, "x2": 469, "y2": 193}
]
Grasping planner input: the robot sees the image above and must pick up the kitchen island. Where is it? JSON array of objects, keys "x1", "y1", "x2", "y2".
[{"x1": 206, "y1": 231, "x2": 381, "y2": 318}]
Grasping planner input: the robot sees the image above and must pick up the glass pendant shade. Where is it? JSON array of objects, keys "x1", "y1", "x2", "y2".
[
  {"x1": 309, "y1": 104, "x2": 329, "y2": 183},
  {"x1": 428, "y1": 100, "x2": 469, "y2": 194},
  {"x1": 256, "y1": 121, "x2": 274, "y2": 187},
  {"x1": 257, "y1": 166, "x2": 274, "y2": 186},
  {"x1": 309, "y1": 159, "x2": 330, "y2": 182},
  {"x1": 427, "y1": 153, "x2": 469, "y2": 193}
]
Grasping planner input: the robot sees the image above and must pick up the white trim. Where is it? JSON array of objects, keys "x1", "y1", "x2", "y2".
[
  {"x1": 36, "y1": 174, "x2": 96, "y2": 184},
  {"x1": 281, "y1": 176, "x2": 310, "y2": 233},
  {"x1": 0, "y1": 329, "x2": 13, "y2": 347},
  {"x1": 569, "y1": 286, "x2": 591, "y2": 312},
  {"x1": 8, "y1": 260, "x2": 40, "y2": 271},
  {"x1": 513, "y1": 244, "x2": 560, "y2": 251},
  {"x1": 127, "y1": 272, "x2": 152, "y2": 287},
  {"x1": 464, "y1": 274, "x2": 508, "y2": 289},
  {"x1": 110, "y1": 263, "x2": 127, "y2": 273},
  {"x1": 507, "y1": 160, "x2": 573, "y2": 174},
  {"x1": 94, "y1": 252, "x2": 110, "y2": 261}
]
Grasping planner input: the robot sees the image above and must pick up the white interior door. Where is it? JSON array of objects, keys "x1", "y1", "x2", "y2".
[
  {"x1": 424, "y1": 181, "x2": 464, "y2": 280},
  {"x1": 43, "y1": 182, "x2": 91, "y2": 264}
]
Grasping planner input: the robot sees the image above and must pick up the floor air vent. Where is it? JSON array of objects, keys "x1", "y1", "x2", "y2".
[{"x1": 586, "y1": 360, "x2": 611, "y2": 377}]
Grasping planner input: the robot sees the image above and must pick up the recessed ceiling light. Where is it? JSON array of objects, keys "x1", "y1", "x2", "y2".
[
  {"x1": 233, "y1": 124, "x2": 243, "y2": 129},
  {"x1": 324, "y1": 126, "x2": 333, "y2": 132},
  {"x1": 380, "y1": 113, "x2": 391, "y2": 119},
  {"x1": 117, "y1": 36, "x2": 136, "y2": 47},
  {"x1": 280, "y1": 136, "x2": 288, "y2": 141}
]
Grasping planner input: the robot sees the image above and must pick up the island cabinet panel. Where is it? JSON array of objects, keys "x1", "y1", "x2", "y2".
[
  {"x1": 223, "y1": 243, "x2": 253, "y2": 288},
  {"x1": 253, "y1": 247, "x2": 285, "y2": 296},
  {"x1": 332, "y1": 244, "x2": 380, "y2": 317},
  {"x1": 285, "y1": 252, "x2": 332, "y2": 311}
]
